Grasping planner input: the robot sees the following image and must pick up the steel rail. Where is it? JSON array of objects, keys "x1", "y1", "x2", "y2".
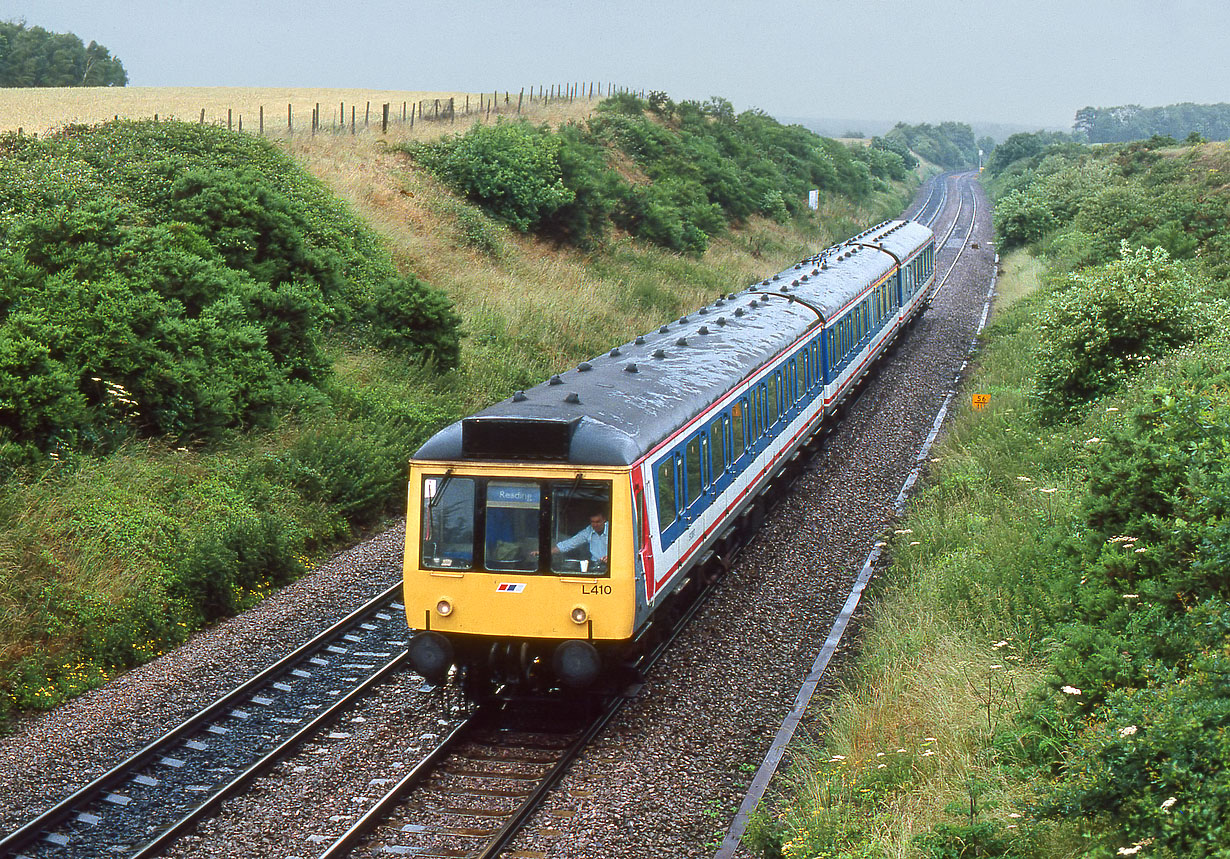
[
  {"x1": 926, "y1": 175, "x2": 979, "y2": 305},
  {"x1": 0, "y1": 580, "x2": 405, "y2": 857}
]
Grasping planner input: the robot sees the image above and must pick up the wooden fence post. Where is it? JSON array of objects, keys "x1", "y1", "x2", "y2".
[
  {"x1": 365, "y1": 101, "x2": 370, "y2": 127},
  {"x1": 340, "y1": 101, "x2": 344, "y2": 131},
  {"x1": 518, "y1": 88, "x2": 523, "y2": 113},
  {"x1": 351, "y1": 106, "x2": 356, "y2": 134},
  {"x1": 288, "y1": 103, "x2": 292, "y2": 132},
  {"x1": 228, "y1": 108, "x2": 232, "y2": 130},
  {"x1": 382, "y1": 103, "x2": 389, "y2": 133},
  {"x1": 402, "y1": 101, "x2": 406, "y2": 122},
  {"x1": 199, "y1": 108, "x2": 205, "y2": 124},
  {"x1": 410, "y1": 102, "x2": 416, "y2": 128},
  {"x1": 260, "y1": 105, "x2": 264, "y2": 134},
  {"x1": 450, "y1": 97, "x2": 455, "y2": 122},
  {"x1": 238, "y1": 115, "x2": 243, "y2": 132}
]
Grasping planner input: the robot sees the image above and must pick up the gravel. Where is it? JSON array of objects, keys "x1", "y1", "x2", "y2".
[{"x1": 1, "y1": 174, "x2": 997, "y2": 859}]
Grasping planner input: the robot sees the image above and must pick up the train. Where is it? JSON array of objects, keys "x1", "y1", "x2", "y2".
[{"x1": 403, "y1": 218, "x2": 936, "y2": 694}]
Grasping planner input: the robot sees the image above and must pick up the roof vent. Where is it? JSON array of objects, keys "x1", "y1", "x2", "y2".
[
  {"x1": 564, "y1": 392, "x2": 581, "y2": 404},
  {"x1": 811, "y1": 268, "x2": 819, "y2": 275},
  {"x1": 800, "y1": 275, "x2": 809, "y2": 282},
  {"x1": 675, "y1": 337, "x2": 688, "y2": 347},
  {"x1": 735, "y1": 307, "x2": 745, "y2": 317},
  {"x1": 549, "y1": 374, "x2": 563, "y2": 385},
  {"x1": 715, "y1": 298, "x2": 725, "y2": 306},
  {"x1": 772, "y1": 274, "x2": 780, "y2": 281},
  {"x1": 635, "y1": 335, "x2": 646, "y2": 345},
  {"x1": 794, "y1": 263, "x2": 802, "y2": 269},
  {"x1": 791, "y1": 279, "x2": 799, "y2": 286},
  {"x1": 717, "y1": 316, "x2": 727, "y2": 326},
  {"x1": 698, "y1": 307, "x2": 708, "y2": 315},
  {"x1": 609, "y1": 347, "x2": 621, "y2": 357},
  {"x1": 653, "y1": 348, "x2": 666, "y2": 359},
  {"x1": 513, "y1": 390, "x2": 527, "y2": 402},
  {"x1": 625, "y1": 362, "x2": 639, "y2": 373},
  {"x1": 678, "y1": 315, "x2": 689, "y2": 323},
  {"x1": 698, "y1": 325, "x2": 710, "y2": 335},
  {"x1": 578, "y1": 362, "x2": 592, "y2": 372},
  {"x1": 660, "y1": 325, "x2": 670, "y2": 333}
]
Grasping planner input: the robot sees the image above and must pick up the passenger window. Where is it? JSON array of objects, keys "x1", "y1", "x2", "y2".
[
  {"x1": 421, "y1": 476, "x2": 476, "y2": 570},
  {"x1": 732, "y1": 400, "x2": 746, "y2": 458},
  {"x1": 685, "y1": 437, "x2": 702, "y2": 505},
  {"x1": 767, "y1": 375, "x2": 779, "y2": 425},
  {"x1": 484, "y1": 481, "x2": 541, "y2": 572},
  {"x1": 709, "y1": 417, "x2": 725, "y2": 477},
  {"x1": 655, "y1": 459, "x2": 677, "y2": 529}
]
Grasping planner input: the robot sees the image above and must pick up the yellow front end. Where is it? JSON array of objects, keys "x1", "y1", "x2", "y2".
[{"x1": 403, "y1": 461, "x2": 636, "y2": 643}]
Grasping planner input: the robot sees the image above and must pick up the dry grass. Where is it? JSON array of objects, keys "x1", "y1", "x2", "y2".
[
  {"x1": 0, "y1": 85, "x2": 600, "y2": 137},
  {"x1": 282, "y1": 127, "x2": 848, "y2": 408}
]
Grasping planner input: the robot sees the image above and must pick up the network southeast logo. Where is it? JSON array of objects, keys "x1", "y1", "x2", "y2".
[{"x1": 496, "y1": 582, "x2": 526, "y2": 593}]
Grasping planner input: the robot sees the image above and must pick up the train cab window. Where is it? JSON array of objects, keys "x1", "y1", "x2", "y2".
[
  {"x1": 550, "y1": 479, "x2": 612, "y2": 575},
  {"x1": 709, "y1": 417, "x2": 726, "y2": 478},
  {"x1": 421, "y1": 475, "x2": 476, "y2": 570},
  {"x1": 732, "y1": 400, "x2": 747, "y2": 459},
  {"x1": 484, "y1": 481, "x2": 540, "y2": 572},
  {"x1": 685, "y1": 437, "x2": 703, "y2": 505},
  {"x1": 655, "y1": 459, "x2": 677, "y2": 530}
]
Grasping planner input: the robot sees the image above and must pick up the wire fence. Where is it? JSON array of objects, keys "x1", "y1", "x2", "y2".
[{"x1": 197, "y1": 82, "x2": 643, "y2": 137}]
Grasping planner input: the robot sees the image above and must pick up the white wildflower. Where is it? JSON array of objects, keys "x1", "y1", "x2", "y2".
[{"x1": 1119, "y1": 725, "x2": 1138, "y2": 737}]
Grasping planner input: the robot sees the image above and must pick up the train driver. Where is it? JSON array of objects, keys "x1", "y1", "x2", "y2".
[{"x1": 552, "y1": 511, "x2": 609, "y2": 568}]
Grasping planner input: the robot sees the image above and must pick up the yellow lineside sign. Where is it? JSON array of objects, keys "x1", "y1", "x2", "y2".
[{"x1": 972, "y1": 393, "x2": 990, "y2": 411}]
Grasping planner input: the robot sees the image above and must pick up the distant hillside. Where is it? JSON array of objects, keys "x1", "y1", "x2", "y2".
[
  {"x1": 0, "y1": 20, "x2": 127, "y2": 87},
  {"x1": 1074, "y1": 102, "x2": 1230, "y2": 143}
]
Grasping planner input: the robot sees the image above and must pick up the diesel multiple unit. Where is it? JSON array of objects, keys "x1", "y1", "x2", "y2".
[{"x1": 404, "y1": 219, "x2": 936, "y2": 692}]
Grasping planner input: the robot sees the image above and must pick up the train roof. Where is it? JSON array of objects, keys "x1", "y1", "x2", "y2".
[{"x1": 415, "y1": 219, "x2": 934, "y2": 467}]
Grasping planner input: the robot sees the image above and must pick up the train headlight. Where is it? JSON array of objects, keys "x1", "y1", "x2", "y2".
[
  {"x1": 436, "y1": 599, "x2": 453, "y2": 617},
  {"x1": 570, "y1": 606, "x2": 588, "y2": 625}
]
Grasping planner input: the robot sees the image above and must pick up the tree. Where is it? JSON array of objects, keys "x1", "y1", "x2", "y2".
[{"x1": 0, "y1": 21, "x2": 127, "y2": 86}]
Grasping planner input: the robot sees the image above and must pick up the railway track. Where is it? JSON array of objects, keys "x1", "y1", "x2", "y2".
[
  {"x1": 319, "y1": 552, "x2": 723, "y2": 859},
  {"x1": 0, "y1": 583, "x2": 417, "y2": 859}
]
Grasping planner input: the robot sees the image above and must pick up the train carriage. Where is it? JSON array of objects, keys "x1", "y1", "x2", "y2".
[{"x1": 405, "y1": 219, "x2": 935, "y2": 693}]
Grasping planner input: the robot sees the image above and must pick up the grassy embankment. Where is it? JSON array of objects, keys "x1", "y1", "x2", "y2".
[
  {"x1": 0, "y1": 93, "x2": 918, "y2": 724},
  {"x1": 750, "y1": 137, "x2": 1230, "y2": 858}
]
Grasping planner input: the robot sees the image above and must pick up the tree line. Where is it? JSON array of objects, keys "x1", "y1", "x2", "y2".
[
  {"x1": 0, "y1": 20, "x2": 128, "y2": 87},
  {"x1": 1074, "y1": 101, "x2": 1230, "y2": 143}
]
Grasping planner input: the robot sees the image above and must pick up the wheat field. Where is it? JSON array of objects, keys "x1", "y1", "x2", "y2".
[{"x1": 0, "y1": 85, "x2": 600, "y2": 135}]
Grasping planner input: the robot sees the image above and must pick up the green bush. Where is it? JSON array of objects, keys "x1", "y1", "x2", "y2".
[
  {"x1": 1034, "y1": 244, "x2": 1207, "y2": 419},
  {"x1": 409, "y1": 119, "x2": 575, "y2": 232}
]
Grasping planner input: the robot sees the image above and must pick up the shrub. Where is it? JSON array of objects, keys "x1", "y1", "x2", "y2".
[
  {"x1": 366, "y1": 275, "x2": 463, "y2": 371},
  {"x1": 1034, "y1": 244, "x2": 1207, "y2": 419},
  {"x1": 409, "y1": 120, "x2": 575, "y2": 232}
]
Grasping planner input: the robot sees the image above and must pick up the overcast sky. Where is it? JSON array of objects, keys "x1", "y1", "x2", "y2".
[{"x1": 6, "y1": 0, "x2": 1226, "y2": 130}]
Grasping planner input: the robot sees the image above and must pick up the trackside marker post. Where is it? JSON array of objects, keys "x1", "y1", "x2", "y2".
[{"x1": 972, "y1": 393, "x2": 990, "y2": 411}]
